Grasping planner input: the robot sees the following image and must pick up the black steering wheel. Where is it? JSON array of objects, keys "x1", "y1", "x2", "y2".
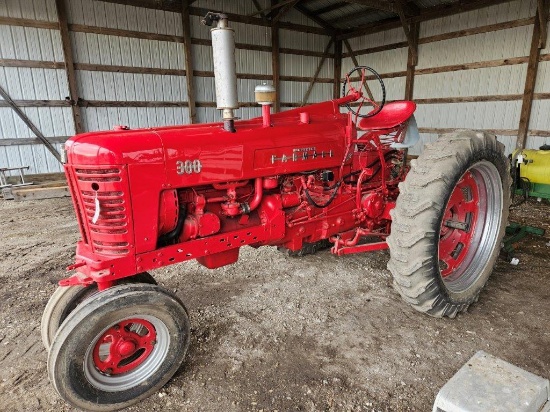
[{"x1": 342, "y1": 66, "x2": 386, "y2": 118}]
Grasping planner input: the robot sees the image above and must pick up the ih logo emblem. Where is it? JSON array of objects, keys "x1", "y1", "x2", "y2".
[{"x1": 176, "y1": 159, "x2": 202, "y2": 175}]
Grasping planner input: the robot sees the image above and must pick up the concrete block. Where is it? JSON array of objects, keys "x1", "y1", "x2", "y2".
[{"x1": 433, "y1": 351, "x2": 550, "y2": 412}]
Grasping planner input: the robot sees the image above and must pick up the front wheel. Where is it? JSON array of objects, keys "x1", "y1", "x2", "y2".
[
  {"x1": 47, "y1": 283, "x2": 190, "y2": 411},
  {"x1": 41, "y1": 272, "x2": 157, "y2": 350},
  {"x1": 387, "y1": 130, "x2": 511, "y2": 318}
]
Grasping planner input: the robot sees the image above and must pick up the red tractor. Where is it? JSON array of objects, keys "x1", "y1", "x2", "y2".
[{"x1": 42, "y1": 13, "x2": 510, "y2": 411}]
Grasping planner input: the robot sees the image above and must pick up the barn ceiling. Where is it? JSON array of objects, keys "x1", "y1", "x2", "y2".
[{"x1": 100, "y1": 0, "x2": 514, "y2": 39}]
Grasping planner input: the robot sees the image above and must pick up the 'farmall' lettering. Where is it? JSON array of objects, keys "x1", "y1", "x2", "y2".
[{"x1": 271, "y1": 147, "x2": 333, "y2": 164}]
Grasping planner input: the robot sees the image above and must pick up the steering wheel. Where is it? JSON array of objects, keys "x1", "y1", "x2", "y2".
[{"x1": 342, "y1": 66, "x2": 386, "y2": 118}]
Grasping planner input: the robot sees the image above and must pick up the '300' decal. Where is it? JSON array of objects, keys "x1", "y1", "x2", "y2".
[{"x1": 176, "y1": 159, "x2": 202, "y2": 175}]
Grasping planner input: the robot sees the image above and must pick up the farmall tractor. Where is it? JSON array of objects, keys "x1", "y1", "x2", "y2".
[{"x1": 42, "y1": 13, "x2": 510, "y2": 411}]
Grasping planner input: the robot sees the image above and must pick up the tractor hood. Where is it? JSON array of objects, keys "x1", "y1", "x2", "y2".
[{"x1": 65, "y1": 101, "x2": 349, "y2": 186}]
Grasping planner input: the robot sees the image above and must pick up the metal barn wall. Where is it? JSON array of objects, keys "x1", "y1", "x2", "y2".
[
  {"x1": 66, "y1": 0, "x2": 189, "y2": 131},
  {"x1": 413, "y1": 0, "x2": 538, "y2": 155},
  {"x1": 0, "y1": 0, "x2": 68, "y2": 174}
]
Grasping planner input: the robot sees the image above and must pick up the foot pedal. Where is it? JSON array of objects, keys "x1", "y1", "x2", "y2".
[{"x1": 433, "y1": 351, "x2": 550, "y2": 412}]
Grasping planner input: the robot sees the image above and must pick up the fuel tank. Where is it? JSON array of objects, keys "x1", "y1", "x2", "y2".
[{"x1": 516, "y1": 148, "x2": 550, "y2": 185}]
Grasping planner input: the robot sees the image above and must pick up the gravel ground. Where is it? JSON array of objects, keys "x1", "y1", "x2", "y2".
[{"x1": 0, "y1": 196, "x2": 548, "y2": 412}]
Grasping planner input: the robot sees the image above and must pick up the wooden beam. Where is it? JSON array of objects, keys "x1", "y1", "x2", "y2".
[
  {"x1": 517, "y1": 7, "x2": 544, "y2": 149},
  {"x1": 538, "y1": 0, "x2": 548, "y2": 48},
  {"x1": 75, "y1": 63, "x2": 185, "y2": 76},
  {"x1": 55, "y1": 0, "x2": 83, "y2": 134},
  {"x1": 302, "y1": 38, "x2": 333, "y2": 106},
  {"x1": 414, "y1": 94, "x2": 525, "y2": 104},
  {"x1": 0, "y1": 85, "x2": 62, "y2": 162},
  {"x1": 80, "y1": 100, "x2": 189, "y2": 108},
  {"x1": 0, "y1": 59, "x2": 65, "y2": 69},
  {"x1": 334, "y1": 39, "x2": 343, "y2": 98},
  {"x1": 181, "y1": 0, "x2": 197, "y2": 124},
  {"x1": 0, "y1": 16, "x2": 58, "y2": 29},
  {"x1": 0, "y1": 100, "x2": 70, "y2": 107},
  {"x1": 404, "y1": 21, "x2": 419, "y2": 100},
  {"x1": 419, "y1": 127, "x2": 550, "y2": 137},
  {"x1": 0, "y1": 136, "x2": 69, "y2": 146}
]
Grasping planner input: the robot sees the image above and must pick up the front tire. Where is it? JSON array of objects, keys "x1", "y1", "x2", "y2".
[
  {"x1": 47, "y1": 283, "x2": 190, "y2": 411},
  {"x1": 387, "y1": 130, "x2": 511, "y2": 317},
  {"x1": 41, "y1": 272, "x2": 156, "y2": 350}
]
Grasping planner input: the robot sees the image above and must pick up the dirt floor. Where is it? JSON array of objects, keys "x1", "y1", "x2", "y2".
[{"x1": 0, "y1": 196, "x2": 549, "y2": 412}]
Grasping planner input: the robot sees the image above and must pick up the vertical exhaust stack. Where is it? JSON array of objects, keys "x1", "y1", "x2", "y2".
[{"x1": 202, "y1": 12, "x2": 238, "y2": 132}]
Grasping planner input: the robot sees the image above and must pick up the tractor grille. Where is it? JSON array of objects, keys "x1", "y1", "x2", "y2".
[{"x1": 74, "y1": 167, "x2": 132, "y2": 256}]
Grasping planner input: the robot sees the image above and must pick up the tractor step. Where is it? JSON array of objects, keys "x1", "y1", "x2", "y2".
[{"x1": 433, "y1": 351, "x2": 550, "y2": 412}]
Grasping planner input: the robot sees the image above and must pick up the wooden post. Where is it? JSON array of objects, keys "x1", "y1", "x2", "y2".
[
  {"x1": 517, "y1": 8, "x2": 544, "y2": 149},
  {"x1": 271, "y1": 14, "x2": 281, "y2": 112},
  {"x1": 333, "y1": 39, "x2": 343, "y2": 99},
  {"x1": 537, "y1": 0, "x2": 548, "y2": 48},
  {"x1": 182, "y1": 0, "x2": 197, "y2": 123},
  {"x1": 404, "y1": 22, "x2": 419, "y2": 100},
  {"x1": 55, "y1": 0, "x2": 83, "y2": 134}
]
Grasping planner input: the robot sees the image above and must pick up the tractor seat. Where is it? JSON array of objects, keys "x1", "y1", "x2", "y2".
[{"x1": 358, "y1": 101, "x2": 417, "y2": 131}]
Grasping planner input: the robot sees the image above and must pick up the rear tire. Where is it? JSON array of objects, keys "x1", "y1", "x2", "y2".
[
  {"x1": 41, "y1": 273, "x2": 156, "y2": 350},
  {"x1": 387, "y1": 130, "x2": 510, "y2": 318},
  {"x1": 47, "y1": 283, "x2": 190, "y2": 411}
]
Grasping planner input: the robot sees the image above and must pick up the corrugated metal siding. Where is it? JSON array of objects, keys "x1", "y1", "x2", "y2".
[
  {"x1": 280, "y1": 53, "x2": 332, "y2": 77},
  {"x1": 70, "y1": 32, "x2": 185, "y2": 69},
  {"x1": 414, "y1": 65, "x2": 528, "y2": 98},
  {"x1": 280, "y1": 81, "x2": 332, "y2": 104},
  {"x1": 415, "y1": 101, "x2": 523, "y2": 130},
  {"x1": 0, "y1": 1, "x2": 68, "y2": 174},
  {"x1": 81, "y1": 107, "x2": 187, "y2": 131},
  {"x1": 279, "y1": 29, "x2": 330, "y2": 52},
  {"x1": 420, "y1": 0, "x2": 537, "y2": 37},
  {"x1": 0, "y1": 25, "x2": 64, "y2": 61},
  {"x1": 0, "y1": 0, "x2": 58, "y2": 21},
  {"x1": 0, "y1": 142, "x2": 65, "y2": 173},
  {"x1": 67, "y1": 0, "x2": 182, "y2": 36},
  {"x1": 347, "y1": 28, "x2": 407, "y2": 52},
  {"x1": 78, "y1": 72, "x2": 186, "y2": 102},
  {"x1": 417, "y1": 26, "x2": 532, "y2": 69}
]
